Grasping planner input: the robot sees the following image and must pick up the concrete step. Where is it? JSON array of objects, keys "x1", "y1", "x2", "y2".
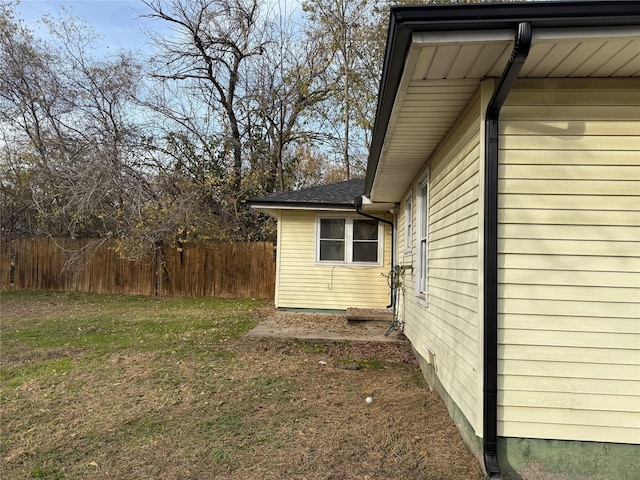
[{"x1": 346, "y1": 308, "x2": 393, "y2": 323}]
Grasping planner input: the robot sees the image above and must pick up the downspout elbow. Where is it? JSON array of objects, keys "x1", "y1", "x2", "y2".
[{"x1": 355, "y1": 195, "x2": 395, "y2": 308}]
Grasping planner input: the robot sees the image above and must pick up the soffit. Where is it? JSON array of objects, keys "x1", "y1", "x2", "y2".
[{"x1": 370, "y1": 28, "x2": 640, "y2": 204}]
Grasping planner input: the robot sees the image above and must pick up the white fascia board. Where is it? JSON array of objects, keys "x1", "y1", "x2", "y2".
[
  {"x1": 413, "y1": 26, "x2": 640, "y2": 45},
  {"x1": 359, "y1": 196, "x2": 396, "y2": 213},
  {"x1": 413, "y1": 29, "x2": 514, "y2": 46},
  {"x1": 360, "y1": 195, "x2": 374, "y2": 206},
  {"x1": 533, "y1": 26, "x2": 640, "y2": 41},
  {"x1": 250, "y1": 206, "x2": 280, "y2": 218}
]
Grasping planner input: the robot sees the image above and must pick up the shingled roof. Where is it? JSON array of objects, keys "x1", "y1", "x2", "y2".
[{"x1": 249, "y1": 179, "x2": 364, "y2": 210}]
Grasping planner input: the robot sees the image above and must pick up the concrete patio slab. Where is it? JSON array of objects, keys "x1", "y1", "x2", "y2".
[{"x1": 246, "y1": 310, "x2": 407, "y2": 343}]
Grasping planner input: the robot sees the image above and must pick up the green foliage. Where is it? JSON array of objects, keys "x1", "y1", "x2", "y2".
[
  {"x1": 0, "y1": 357, "x2": 75, "y2": 390},
  {"x1": 0, "y1": 290, "x2": 264, "y2": 359},
  {"x1": 336, "y1": 357, "x2": 386, "y2": 370},
  {"x1": 292, "y1": 340, "x2": 327, "y2": 355},
  {"x1": 29, "y1": 465, "x2": 64, "y2": 480}
]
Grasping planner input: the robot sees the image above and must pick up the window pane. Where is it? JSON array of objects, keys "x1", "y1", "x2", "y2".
[
  {"x1": 420, "y1": 184, "x2": 428, "y2": 237},
  {"x1": 420, "y1": 238, "x2": 427, "y2": 294},
  {"x1": 353, "y1": 242, "x2": 377, "y2": 262},
  {"x1": 405, "y1": 198, "x2": 412, "y2": 245},
  {"x1": 320, "y1": 240, "x2": 344, "y2": 261},
  {"x1": 407, "y1": 197, "x2": 412, "y2": 217},
  {"x1": 353, "y1": 219, "x2": 378, "y2": 240},
  {"x1": 417, "y1": 175, "x2": 429, "y2": 297},
  {"x1": 320, "y1": 219, "x2": 345, "y2": 239}
]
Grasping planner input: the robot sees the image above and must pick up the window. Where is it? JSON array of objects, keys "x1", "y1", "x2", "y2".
[
  {"x1": 317, "y1": 216, "x2": 382, "y2": 264},
  {"x1": 417, "y1": 173, "x2": 429, "y2": 297},
  {"x1": 319, "y1": 218, "x2": 345, "y2": 262},
  {"x1": 352, "y1": 219, "x2": 379, "y2": 262},
  {"x1": 404, "y1": 195, "x2": 413, "y2": 253}
]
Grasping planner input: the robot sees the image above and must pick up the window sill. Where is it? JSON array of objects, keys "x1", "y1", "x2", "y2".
[
  {"x1": 415, "y1": 294, "x2": 428, "y2": 307},
  {"x1": 315, "y1": 261, "x2": 383, "y2": 268}
]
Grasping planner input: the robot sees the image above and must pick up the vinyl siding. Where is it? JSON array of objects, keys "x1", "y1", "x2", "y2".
[
  {"x1": 498, "y1": 78, "x2": 640, "y2": 444},
  {"x1": 276, "y1": 209, "x2": 391, "y2": 310},
  {"x1": 398, "y1": 90, "x2": 483, "y2": 434}
]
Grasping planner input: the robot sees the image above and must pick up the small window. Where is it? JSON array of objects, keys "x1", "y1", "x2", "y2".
[
  {"x1": 352, "y1": 219, "x2": 379, "y2": 262},
  {"x1": 404, "y1": 195, "x2": 413, "y2": 253},
  {"x1": 316, "y1": 216, "x2": 382, "y2": 265},
  {"x1": 319, "y1": 218, "x2": 345, "y2": 262}
]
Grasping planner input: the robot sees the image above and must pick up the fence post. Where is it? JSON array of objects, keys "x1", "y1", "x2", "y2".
[{"x1": 155, "y1": 245, "x2": 163, "y2": 297}]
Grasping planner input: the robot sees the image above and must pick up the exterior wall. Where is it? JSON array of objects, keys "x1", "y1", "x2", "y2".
[
  {"x1": 275, "y1": 209, "x2": 391, "y2": 310},
  {"x1": 397, "y1": 90, "x2": 484, "y2": 435},
  {"x1": 498, "y1": 78, "x2": 640, "y2": 444}
]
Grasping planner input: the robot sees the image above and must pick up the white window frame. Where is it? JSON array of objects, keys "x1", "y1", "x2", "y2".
[
  {"x1": 315, "y1": 214, "x2": 384, "y2": 266},
  {"x1": 416, "y1": 170, "x2": 429, "y2": 300},
  {"x1": 404, "y1": 193, "x2": 413, "y2": 254}
]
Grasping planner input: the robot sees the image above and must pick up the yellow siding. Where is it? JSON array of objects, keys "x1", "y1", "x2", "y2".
[
  {"x1": 398, "y1": 90, "x2": 483, "y2": 434},
  {"x1": 498, "y1": 78, "x2": 640, "y2": 444},
  {"x1": 276, "y1": 209, "x2": 391, "y2": 310}
]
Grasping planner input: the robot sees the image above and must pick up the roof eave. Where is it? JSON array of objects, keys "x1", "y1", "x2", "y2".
[
  {"x1": 250, "y1": 202, "x2": 356, "y2": 212},
  {"x1": 365, "y1": 0, "x2": 640, "y2": 199}
]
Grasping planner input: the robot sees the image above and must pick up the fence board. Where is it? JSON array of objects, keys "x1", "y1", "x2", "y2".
[
  {"x1": 0, "y1": 239, "x2": 11, "y2": 289},
  {"x1": 1, "y1": 238, "x2": 274, "y2": 299}
]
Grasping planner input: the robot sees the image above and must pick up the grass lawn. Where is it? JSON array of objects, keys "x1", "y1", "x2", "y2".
[{"x1": 0, "y1": 290, "x2": 483, "y2": 480}]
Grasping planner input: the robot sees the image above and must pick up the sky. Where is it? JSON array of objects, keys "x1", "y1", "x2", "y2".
[
  {"x1": 14, "y1": 0, "x2": 303, "y2": 55},
  {"x1": 15, "y1": 0, "x2": 158, "y2": 53}
]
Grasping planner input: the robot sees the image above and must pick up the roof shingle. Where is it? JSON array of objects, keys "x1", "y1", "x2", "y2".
[{"x1": 250, "y1": 179, "x2": 364, "y2": 209}]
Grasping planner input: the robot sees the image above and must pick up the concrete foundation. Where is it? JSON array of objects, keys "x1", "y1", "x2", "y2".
[{"x1": 412, "y1": 346, "x2": 640, "y2": 480}]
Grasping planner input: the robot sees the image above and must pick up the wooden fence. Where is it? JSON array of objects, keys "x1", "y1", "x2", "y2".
[{"x1": 0, "y1": 237, "x2": 275, "y2": 299}]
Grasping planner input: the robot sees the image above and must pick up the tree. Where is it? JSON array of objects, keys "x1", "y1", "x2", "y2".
[
  {"x1": 142, "y1": 0, "x2": 269, "y2": 192},
  {"x1": 301, "y1": 0, "x2": 389, "y2": 178},
  {"x1": 140, "y1": 0, "x2": 350, "y2": 241},
  {"x1": 245, "y1": 7, "x2": 334, "y2": 193},
  {"x1": 0, "y1": 2, "x2": 151, "y2": 245},
  {"x1": 140, "y1": 0, "x2": 286, "y2": 242}
]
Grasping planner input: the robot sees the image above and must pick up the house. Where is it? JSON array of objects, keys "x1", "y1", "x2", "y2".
[
  {"x1": 361, "y1": 1, "x2": 640, "y2": 479},
  {"x1": 250, "y1": 179, "x2": 393, "y2": 311}
]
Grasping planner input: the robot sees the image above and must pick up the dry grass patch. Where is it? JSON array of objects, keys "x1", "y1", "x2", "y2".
[{"x1": 1, "y1": 290, "x2": 483, "y2": 480}]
